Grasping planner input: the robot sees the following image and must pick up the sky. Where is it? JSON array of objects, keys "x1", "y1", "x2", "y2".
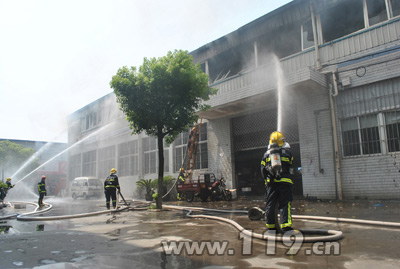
[{"x1": 0, "y1": 0, "x2": 292, "y2": 143}]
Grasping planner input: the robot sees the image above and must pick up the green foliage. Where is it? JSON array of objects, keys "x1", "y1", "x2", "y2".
[
  {"x1": 150, "y1": 175, "x2": 175, "y2": 189},
  {"x1": 111, "y1": 49, "x2": 217, "y2": 209},
  {"x1": 0, "y1": 140, "x2": 38, "y2": 177},
  {"x1": 136, "y1": 179, "x2": 153, "y2": 193},
  {"x1": 110, "y1": 49, "x2": 217, "y2": 144}
]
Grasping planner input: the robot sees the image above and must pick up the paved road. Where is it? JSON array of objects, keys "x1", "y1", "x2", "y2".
[{"x1": 1, "y1": 197, "x2": 400, "y2": 268}]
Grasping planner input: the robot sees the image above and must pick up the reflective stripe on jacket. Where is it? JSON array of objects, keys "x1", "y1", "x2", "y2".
[
  {"x1": 38, "y1": 182, "x2": 46, "y2": 193},
  {"x1": 104, "y1": 174, "x2": 120, "y2": 189}
]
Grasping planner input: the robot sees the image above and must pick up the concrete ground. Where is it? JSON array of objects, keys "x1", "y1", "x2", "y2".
[{"x1": 1, "y1": 196, "x2": 400, "y2": 268}]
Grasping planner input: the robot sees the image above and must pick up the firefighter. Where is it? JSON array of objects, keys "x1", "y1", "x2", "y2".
[
  {"x1": 0, "y1": 181, "x2": 7, "y2": 205},
  {"x1": 6, "y1": 178, "x2": 14, "y2": 192},
  {"x1": 104, "y1": 168, "x2": 120, "y2": 209},
  {"x1": 177, "y1": 168, "x2": 185, "y2": 201},
  {"x1": 261, "y1": 131, "x2": 294, "y2": 233},
  {"x1": 38, "y1": 175, "x2": 47, "y2": 207},
  {"x1": 0, "y1": 178, "x2": 13, "y2": 204}
]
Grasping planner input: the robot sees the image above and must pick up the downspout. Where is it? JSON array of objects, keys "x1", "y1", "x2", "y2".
[
  {"x1": 329, "y1": 72, "x2": 343, "y2": 200},
  {"x1": 310, "y1": 1, "x2": 321, "y2": 70}
]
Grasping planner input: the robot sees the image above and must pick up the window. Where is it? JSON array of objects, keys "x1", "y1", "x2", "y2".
[
  {"x1": 360, "y1": 115, "x2": 381, "y2": 154},
  {"x1": 69, "y1": 154, "x2": 81, "y2": 179},
  {"x1": 98, "y1": 146, "x2": 116, "y2": 179},
  {"x1": 341, "y1": 115, "x2": 381, "y2": 156},
  {"x1": 175, "y1": 145, "x2": 186, "y2": 172},
  {"x1": 142, "y1": 137, "x2": 169, "y2": 174},
  {"x1": 174, "y1": 123, "x2": 208, "y2": 171},
  {"x1": 81, "y1": 112, "x2": 98, "y2": 131},
  {"x1": 342, "y1": 118, "x2": 361, "y2": 156},
  {"x1": 118, "y1": 141, "x2": 138, "y2": 177},
  {"x1": 82, "y1": 150, "x2": 96, "y2": 176},
  {"x1": 320, "y1": 0, "x2": 364, "y2": 43},
  {"x1": 301, "y1": 19, "x2": 315, "y2": 50},
  {"x1": 366, "y1": 0, "x2": 388, "y2": 26},
  {"x1": 391, "y1": 0, "x2": 400, "y2": 17},
  {"x1": 164, "y1": 149, "x2": 169, "y2": 173},
  {"x1": 385, "y1": 111, "x2": 400, "y2": 152}
]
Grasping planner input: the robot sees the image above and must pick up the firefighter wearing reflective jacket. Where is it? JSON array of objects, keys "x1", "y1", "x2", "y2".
[
  {"x1": 261, "y1": 131, "x2": 294, "y2": 233},
  {"x1": 104, "y1": 168, "x2": 120, "y2": 209},
  {"x1": 38, "y1": 175, "x2": 47, "y2": 207},
  {"x1": 177, "y1": 168, "x2": 185, "y2": 201},
  {"x1": 6, "y1": 178, "x2": 14, "y2": 190}
]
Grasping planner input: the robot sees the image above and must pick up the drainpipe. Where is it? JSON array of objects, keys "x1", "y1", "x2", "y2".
[
  {"x1": 329, "y1": 73, "x2": 343, "y2": 200},
  {"x1": 310, "y1": 1, "x2": 321, "y2": 70}
]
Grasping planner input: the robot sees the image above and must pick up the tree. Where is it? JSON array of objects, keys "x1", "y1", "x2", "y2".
[
  {"x1": 110, "y1": 50, "x2": 217, "y2": 209},
  {"x1": 0, "y1": 140, "x2": 38, "y2": 180}
]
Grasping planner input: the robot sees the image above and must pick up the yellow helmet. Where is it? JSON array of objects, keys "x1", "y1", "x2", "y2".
[
  {"x1": 179, "y1": 168, "x2": 184, "y2": 173},
  {"x1": 269, "y1": 131, "x2": 285, "y2": 147},
  {"x1": 110, "y1": 168, "x2": 117, "y2": 174},
  {"x1": 6, "y1": 177, "x2": 11, "y2": 182}
]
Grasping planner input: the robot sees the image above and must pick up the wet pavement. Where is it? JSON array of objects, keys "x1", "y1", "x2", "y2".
[{"x1": 1, "y1": 196, "x2": 400, "y2": 268}]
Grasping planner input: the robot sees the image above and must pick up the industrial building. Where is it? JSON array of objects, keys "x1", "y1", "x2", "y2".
[{"x1": 67, "y1": 0, "x2": 400, "y2": 199}]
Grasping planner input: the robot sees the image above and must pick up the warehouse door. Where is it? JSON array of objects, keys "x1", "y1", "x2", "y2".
[{"x1": 232, "y1": 108, "x2": 303, "y2": 196}]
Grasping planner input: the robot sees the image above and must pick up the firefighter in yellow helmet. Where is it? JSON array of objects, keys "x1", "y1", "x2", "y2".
[
  {"x1": 260, "y1": 131, "x2": 294, "y2": 234},
  {"x1": 104, "y1": 168, "x2": 120, "y2": 209},
  {"x1": 6, "y1": 177, "x2": 14, "y2": 190},
  {"x1": 177, "y1": 168, "x2": 185, "y2": 201}
]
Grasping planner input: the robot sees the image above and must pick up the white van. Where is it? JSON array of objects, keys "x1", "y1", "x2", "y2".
[{"x1": 70, "y1": 177, "x2": 103, "y2": 199}]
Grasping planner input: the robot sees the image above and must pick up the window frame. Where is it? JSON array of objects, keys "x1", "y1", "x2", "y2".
[{"x1": 340, "y1": 112, "x2": 400, "y2": 157}]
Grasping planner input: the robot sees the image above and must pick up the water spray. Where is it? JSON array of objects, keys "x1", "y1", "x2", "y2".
[
  {"x1": 11, "y1": 142, "x2": 54, "y2": 179},
  {"x1": 273, "y1": 54, "x2": 285, "y2": 132},
  {"x1": 14, "y1": 122, "x2": 115, "y2": 186}
]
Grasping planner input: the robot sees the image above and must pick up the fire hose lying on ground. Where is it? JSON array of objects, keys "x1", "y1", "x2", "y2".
[{"x1": 2, "y1": 199, "x2": 400, "y2": 243}]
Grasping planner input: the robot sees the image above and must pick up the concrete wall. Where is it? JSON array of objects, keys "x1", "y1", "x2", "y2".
[
  {"x1": 297, "y1": 87, "x2": 337, "y2": 199},
  {"x1": 341, "y1": 154, "x2": 400, "y2": 199}
]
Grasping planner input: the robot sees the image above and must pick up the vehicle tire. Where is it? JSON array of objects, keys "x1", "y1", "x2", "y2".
[
  {"x1": 83, "y1": 193, "x2": 88, "y2": 200},
  {"x1": 185, "y1": 191, "x2": 194, "y2": 202},
  {"x1": 200, "y1": 191, "x2": 208, "y2": 202},
  {"x1": 224, "y1": 192, "x2": 232, "y2": 201},
  {"x1": 72, "y1": 193, "x2": 77, "y2": 200}
]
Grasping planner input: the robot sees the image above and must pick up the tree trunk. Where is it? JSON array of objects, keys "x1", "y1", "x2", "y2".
[{"x1": 156, "y1": 127, "x2": 164, "y2": 209}]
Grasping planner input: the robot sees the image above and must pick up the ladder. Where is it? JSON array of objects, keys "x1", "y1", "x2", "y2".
[{"x1": 185, "y1": 119, "x2": 203, "y2": 182}]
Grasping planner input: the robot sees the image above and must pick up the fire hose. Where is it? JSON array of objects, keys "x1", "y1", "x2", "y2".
[
  {"x1": 164, "y1": 205, "x2": 343, "y2": 243},
  {"x1": 2, "y1": 200, "x2": 400, "y2": 243}
]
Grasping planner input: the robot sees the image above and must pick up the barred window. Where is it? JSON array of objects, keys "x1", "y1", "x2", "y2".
[
  {"x1": 98, "y1": 146, "x2": 115, "y2": 179},
  {"x1": 360, "y1": 115, "x2": 381, "y2": 154},
  {"x1": 341, "y1": 115, "x2": 381, "y2": 156},
  {"x1": 342, "y1": 118, "x2": 361, "y2": 156},
  {"x1": 82, "y1": 150, "x2": 96, "y2": 176},
  {"x1": 69, "y1": 154, "x2": 81, "y2": 179},
  {"x1": 385, "y1": 111, "x2": 400, "y2": 152},
  {"x1": 118, "y1": 141, "x2": 138, "y2": 177},
  {"x1": 143, "y1": 137, "x2": 169, "y2": 174}
]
